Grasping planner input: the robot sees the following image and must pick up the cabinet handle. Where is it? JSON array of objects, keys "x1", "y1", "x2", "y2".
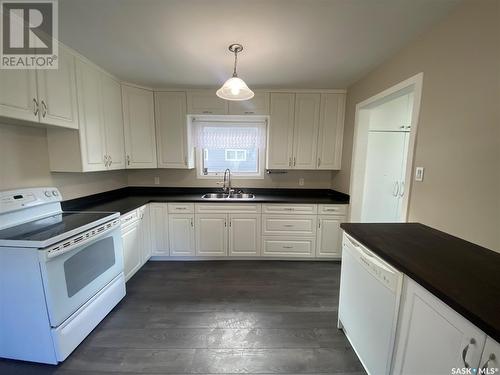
[
  {"x1": 461, "y1": 338, "x2": 476, "y2": 368},
  {"x1": 126, "y1": 155, "x2": 130, "y2": 166},
  {"x1": 318, "y1": 157, "x2": 321, "y2": 167},
  {"x1": 405, "y1": 126, "x2": 411, "y2": 130},
  {"x1": 288, "y1": 157, "x2": 292, "y2": 167},
  {"x1": 481, "y1": 353, "x2": 496, "y2": 371},
  {"x1": 176, "y1": 207, "x2": 187, "y2": 210},
  {"x1": 41, "y1": 100, "x2": 47, "y2": 118},
  {"x1": 283, "y1": 224, "x2": 294, "y2": 227},
  {"x1": 284, "y1": 208, "x2": 294, "y2": 211},
  {"x1": 244, "y1": 111, "x2": 255, "y2": 114},
  {"x1": 109, "y1": 156, "x2": 112, "y2": 167},
  {"x1": 224, "y1": 219, "x2": 227, "y2": 227},
  {"x1": 229, "y1": 220, "x2": 232, "y2": 227},
  {"x1": 399, "y1": 125, "x2": 405, "y2": 129},
  {"x1": 202, "y1": 110, "x2": 212, "y2": 114},
  {"x1": 399, "y1": 181, "x2": 405, "y2": 197},
  {"x1": 33, "y1": 98, "x2": 39, "y2": 117},
  {"x1": 282, "y1": 246, "x2": 293, "y2": 249},
  {"x1": 103, "y1": 155, "x2": 108, "y2": 167},
  {"x1": 392, "y1": 181, "x2": 400, "y2": 197},
  {"x1": 190, "y1": 218, "x2": 194, "y2": 227},
  {"x1": 293, "y1": 157, "x2": 296, "y2": 166},
  {"x1": 318, "y1": 221, "x2": 321, "y2": 229}
]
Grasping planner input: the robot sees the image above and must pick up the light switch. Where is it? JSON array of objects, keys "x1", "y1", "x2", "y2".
[{"x1": 415, "y1": 167, "x2": 424, "y2": 182}]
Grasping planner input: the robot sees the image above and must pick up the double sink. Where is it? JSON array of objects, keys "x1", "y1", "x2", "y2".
[{"x1": 201, "y1": 193, "x2": 255, "y2": 200}]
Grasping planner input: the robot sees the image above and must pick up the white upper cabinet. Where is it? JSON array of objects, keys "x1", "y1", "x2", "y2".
[
  {"x1": 36, "y1": 47, "x2": 79, "y2": 129},
  {"x1": 228, "y1": 92, "x2": 270, "y2": 115},
  {"x1": 267, "y1": 93, "x2": 295, "y2": 169},
  {"x1": 317, "y1": 93, "x2": 345, "y2": 169},
  {"x1": 47, "y1": 58, "x2": 126, "y2": 172},
  {"x1": 122, "y1": 84, "x2": 157, "y2": 168},
  {"x1": 155, "y1": 91, "x2": 193, "y2": 169},
  {"x1": 101, "y1": 73, "x2": 125, "y2": 169},
  {"x1": 369, "y1": 92, "x2": 413, "y2": 132},
  {"x1": 187, "y1": 90, "x2": 228, "y2": 115},
  {"x1": 292, "y1": 93, "x2": 321, "y2": 169},
  {"x1": 0, "y1": 69, "x2": 39, "y2": 123}
]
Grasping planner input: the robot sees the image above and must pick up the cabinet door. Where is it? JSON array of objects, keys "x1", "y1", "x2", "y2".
[
  {"x1": 37, "y1": 47, "x2": 79, "y2": 129},
  {"x1": 292, "y1": 93, "x2": 320, "y2": 169},
  {"x1": 228, "y1": 92, "x2": 270, "y2": 115},
  {"x1": 150, "y1": 203, "x2": 169, "y2": 256},
  {"x1": 168, "y1": 214, "x2": 195, "y2": 256},
  {"x1": 316, "y1": 216, "x2": 343, "y2": 258},
  {"x1": 187, "y1": 90, "x2": 228, "y2": 115},
  {"x1": 101, "y1": 73, "x2": 126, "y2": 169},
  {"x1": 121, "y1": 222, "x2": 142, "y2": 282},
  {"x1": 392, "y1": 278, "x2": 486, "y2": 375},
  {"x1": 75, "y1": 59, "x2": 107, "y2": 171},
  {"x1": 317, "y1": 93, "x2": 345, "y2": 170},
  {"x1": 267, "y1": 93, "x2": 295, "y2": 169},
  {"x1": 122, "y1": 85, "x2": 157, "y2": 168},
  {"x1": 138, "y1": 205, "x2": 151, "y2": 264},
  {"x1": 229, "y1": 214, "x2": 261, "y2": 256},
  {"x1": 0, "y1": 69, "x2": 38, "y2": 122},
  {"x1": 369, "y1": 93, "x2": 412, "y2": 132},
  {"x1": 195, "y1": 214, "x2": 227, "y2": 256},
  {"x1": 155, "y1": 92, "x2": 191, "y2": 168},
  {"x1": 479, "y1": 337, "x2": 500, "y2": 373}
]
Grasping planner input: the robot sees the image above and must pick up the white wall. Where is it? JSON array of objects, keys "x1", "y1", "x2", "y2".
[{"x1": 333, "y1": 0, "x2": 500, "y2": 251}]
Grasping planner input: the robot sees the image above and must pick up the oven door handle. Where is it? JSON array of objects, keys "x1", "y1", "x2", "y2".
[{"x1": 44, "y1": 219, "x2": 121, "y2": 260}]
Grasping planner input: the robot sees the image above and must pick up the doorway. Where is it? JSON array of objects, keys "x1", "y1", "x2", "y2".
[{"x1": 349, "y1": 73, "x2": 423, "y2": 222}]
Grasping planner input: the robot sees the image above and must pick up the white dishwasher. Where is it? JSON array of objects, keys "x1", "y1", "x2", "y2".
[{"x1": 338, "y1": 233, "x2": 403, "y2": 375}]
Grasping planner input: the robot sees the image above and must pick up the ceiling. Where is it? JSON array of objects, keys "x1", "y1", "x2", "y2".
[{"x1": 58, "y1": 0, "x2": 460, "y2": 89}]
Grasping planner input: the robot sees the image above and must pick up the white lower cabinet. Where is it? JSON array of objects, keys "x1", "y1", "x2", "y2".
[
  {"x1": 169, "y1": 214, "x2": 195, "y2": 256},
  {"x1": 121, "y1": 216, "x2": 142, "y2": 282},
  {"x1": 195, "y1": 214, "x2": 228, "y2": 256},
  {"x1": 150, "y1": 203, "x2": 169, "y2": 256},
  {"x1": 229, "y1": 214, "x2": 261, "y2": 256},
  {"x1": 262, "y1": 237, "x2": 315, "y2": 258},
  {"x1": 392, "y1": 277, "x2": 486, "y2": 374},
  {"x1": 316, "y1": 215, "x2": 344, "y2": 258},
  {"x1": 138, "y1": 205, "x2": 151, "y2": 264}
]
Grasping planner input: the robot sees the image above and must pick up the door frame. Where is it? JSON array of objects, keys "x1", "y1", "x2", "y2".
[{"x1": 349, "y1": 73, "x2": 423, "y2": 222}]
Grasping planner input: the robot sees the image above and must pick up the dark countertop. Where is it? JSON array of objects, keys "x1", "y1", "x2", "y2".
[
  {"x1": 340, "y1": 222, "x2": 500, "y2": 343},
  {"x1": 62, "y1": 187, "x2": 349, "y2": 214}
]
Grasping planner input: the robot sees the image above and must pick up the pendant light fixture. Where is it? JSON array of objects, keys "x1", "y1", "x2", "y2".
[{"x1": 216, "y1": 43, "x2": 254, "y2": 101}]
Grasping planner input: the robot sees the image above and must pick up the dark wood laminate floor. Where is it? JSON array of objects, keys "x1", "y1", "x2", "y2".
[{"x1": 0, "y1": 261, "x2": 365, "y2": 375}]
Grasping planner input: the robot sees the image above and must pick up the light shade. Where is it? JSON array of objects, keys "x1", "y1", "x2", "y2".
[{"x1": 216, "y1": 77, "x2": 254, "y2": 101}]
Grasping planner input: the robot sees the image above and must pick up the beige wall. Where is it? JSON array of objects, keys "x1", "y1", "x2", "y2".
[
  {"x1": 0, "y1": 123, "x2": 128, "y2": 200},
  {"x1": 332, "y1": 0, "x2": 500, "y2": 251},
  {"x1": 127, "y1": 169, "x2": 333, "y2": 189}
]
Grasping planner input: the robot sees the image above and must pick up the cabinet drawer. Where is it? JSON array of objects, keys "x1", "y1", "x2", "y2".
[
  {"x1": 120, "y1": 210, "x2": 138, "y2": 227},
  {"x1": 318, "y1": 204, "x2": 348, "y2": 216},
  {"x1": 262, "y1": 204, "x2": 317, "y2": 215},
  {"x1": 195, "y1": 203, "x2": 261, "y2": 214},
  {"x1": 262, "y1": 215, "x2": 317, "y2": 236},
  {"x1": 168, "y1": 203, "x2": 194, "y2": 214},
  {"x1": 262, "y1": 237, "x2": 315, "y2": 257}
]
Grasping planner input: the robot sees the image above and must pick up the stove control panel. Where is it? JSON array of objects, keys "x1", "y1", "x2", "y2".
[{"x1": 0, "y1": 187, "x2": 62, "y2": 214}]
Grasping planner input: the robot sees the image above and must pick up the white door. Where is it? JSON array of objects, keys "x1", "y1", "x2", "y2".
[
  {"x1": 267, "y1": 93, "x2": 295, "y2": 169},
  {"x1": 37, "y1": 47, "x2": 79, "y2": 129},
  {"x1": 361, "y1": 131, "x2": 407, "y2": 222},
  {"x1": 168, "y1": 214, "x2": 195, "y2": 256},
  {"x1": 121, "y1": 222, "x2": 142, "y2": 282},
  {"x1": 186, "y1": 90, "x2": 228, "y2": 115},
  {"x1": 316, "y1": 216, "x2": 343, "y2": 258},
  {"x1": 101, "y1": 73, "x2": 126, "y2": 169},
  {"x1": 292, "y1": 93, "x2": 321, "y2": 169},
  {"x1": 317, "y1": 93, "x2": 345, "y2": 169},
  {"x1": 392, "y1": 278, "x2": 486, "y2": 375},
  {"x1": 0, "y1": 69, "x2": 38, "y2": 122},
  {"x1": 149, "y1": 204, "x2": 169, "y2": 256},
  {"x1": 122, "y1": 84, "x2": 157, "y2": 168},
  {"x1": 155, "y1": 92, "x2": 190, "y2": 168},
  {"x1": 229, "y1": 214, "x2": 261, "y2": 256},
  {"x1": 369, "y1": 93, "x2": 412, "y2": 132},
  {"x1": 195, "y1": 214, "x2": 227, "y2": 256},
  {"x1": 228, "y1": 92, "x2": 270, "y2": 115},
  {"x1": 75, "y1": 59, "x2": 107, "y2": 171}
]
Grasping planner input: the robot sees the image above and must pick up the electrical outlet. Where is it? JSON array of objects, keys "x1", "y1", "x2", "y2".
[
  {"x1": 154, "y1": 176, "x2": 160, "y2": 185},
  {"x1": 415, "y1": 167, "x2": 424, "y2": 182},
  {"x1": 299, "y1": 178, "x2": 305, "y2": 186}
]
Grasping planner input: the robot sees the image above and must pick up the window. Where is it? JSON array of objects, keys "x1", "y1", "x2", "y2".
[{"x1": 194, "y1": 118, "x2": 267, "y2": 179}]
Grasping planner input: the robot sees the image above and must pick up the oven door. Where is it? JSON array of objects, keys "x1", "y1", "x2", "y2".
[{"x1": 39, "y1": 225, "x2": 124, "y2": 327}]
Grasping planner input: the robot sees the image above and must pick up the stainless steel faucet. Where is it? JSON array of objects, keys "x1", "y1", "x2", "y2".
[{"x1": 223, "y1": 168, "x2": 233, "y2": 195}]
